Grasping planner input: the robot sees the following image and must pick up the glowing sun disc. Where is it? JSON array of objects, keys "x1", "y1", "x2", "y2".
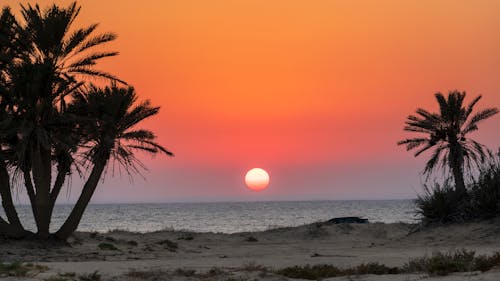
[{"x1": 245, "y1": 168, "x2": 270, "y2": 191}]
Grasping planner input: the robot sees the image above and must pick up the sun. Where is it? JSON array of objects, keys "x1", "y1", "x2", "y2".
[{"x1": 244, "y1": 168, "x2": 270, "y2": 191}]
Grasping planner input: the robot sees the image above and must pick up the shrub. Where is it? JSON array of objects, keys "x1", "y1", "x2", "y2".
[
  {"x1": 126, "y1": 269, "x2": 165, "y2": 279},
  {"x1": 353, "y1": 262, "x2": 400, "y2": 275},
  {"x1": 276, "y1": 250, "x2": 500, "y2": 279},
  {"x1": 417, "y1": 152, "x2": 500, "y2": 224},
  {"x1": 404, "y1": 249, "x2": 475, "y2": 276},
  {"x1": 199, "y1": 267, "x2": 224, "y2": 278},
  {"x1": 44, "y1": 277, "x2": 69, "y2": 281},
  {"x1": 277, "y1": 263, "x2": 397, "y2": 280},
  {"x1": 174, "y1": 268, "x2": 196, "y2": 277},
  {"x1": 78, "y1": 271, "x2": 101, "y2": 281},
  {"x1": 127, "y1": 240, "x2": 138, "y2": 246},
  {"x1": 157, "y1": 239, "x2": 178, "y2": 251},
  {"x1": 104, "y1": 236, "x2": 116, "y2": 242},
  {"x1": 470, "y1": 163, "x2": 500, "y2": 219},
  {"x1": 415, "y1": 182, "x2": 470, "y2": 224},
  {"x1": 402, "y1": 249, "x2": 500, "y2": 275},
  {"x1": 98, "y1": 242, "x2": 118, "y2": 251},
  {"x1": 277, "y1": 264, "x2": 339, "y2": 280},
  {"x1": 0, "y1": 262, "x2": 47, "y2": 277},
  {"x1": 0, "y1": 262, "x2": 30, "y2": 277},
  {"x1": 240, "y1": 261, "x2": 269, "y2": 272},
  {"x1": 472, "y1": 252, "x2": 500, "y2": 272}
]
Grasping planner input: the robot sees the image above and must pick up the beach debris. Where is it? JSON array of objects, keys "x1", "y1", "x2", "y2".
[
  {"x1": 245, "y1": 236, "x2": 258, "y2": 242},
  {"x1": 328, "y1": 217, "x2": 368, "y2": 224}
]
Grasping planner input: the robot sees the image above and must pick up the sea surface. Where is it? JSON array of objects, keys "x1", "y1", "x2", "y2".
[{"x1": 5, "y1": 200, "x2": 417, "y2": 233}]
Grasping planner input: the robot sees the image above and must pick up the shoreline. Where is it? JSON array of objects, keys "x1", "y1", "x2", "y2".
[{"x1": 4, "y1": 199, "x2": 418, "y2": 234}]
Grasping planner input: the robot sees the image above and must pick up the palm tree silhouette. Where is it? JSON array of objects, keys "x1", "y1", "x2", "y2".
[
  {"x1": 18, "y1": 2, "x2": 122, "y2": 84},
  {"x1": 398, "y1": 91, "x2": 498, "y2": 194},
  {"x1": 55, "y1": 85, "x2": 173, "y2": 240},
  {"x1": 0, "y1": 7, "x2": 28, "y2": 237},
  {"x1": 1, "y1": 2, "x2": 173, "y2": 240},
  {"x1": 1, "y1": 2, "x2": 124, "y2": 238}
]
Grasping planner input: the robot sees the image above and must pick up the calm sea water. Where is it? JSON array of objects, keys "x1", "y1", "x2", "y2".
[{"x1": 4, "y1": 200, "x2": 417, "y2": 233}]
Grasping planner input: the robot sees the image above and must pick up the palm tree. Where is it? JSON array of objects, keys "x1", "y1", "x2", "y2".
[
  {"x1": 55, "y1": 85, "x2": 173, "y2": 240},
  {"x1": 0, "y1": 7, "x2": 29, "y2": 238},
  {"x1": 2, "y1": 2, "x2": 123, "y2": 238},
  {"x1": 1, "y1": 2, "x2": 172, "y2": 240},
  {"x1": 398, "y1": 91, "x2": 498, "y2": 194}
]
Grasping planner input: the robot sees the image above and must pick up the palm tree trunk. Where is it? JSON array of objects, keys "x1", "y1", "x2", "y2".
[
  {"x1": 451, "y1": 162, "x2": 466, "y2": 194},
  {"x1": 23, "y1": 170, "x2": 39, "y2": 224},
  {"x1": 31, "y1": 145, "x2": 52, "y2": 239},
  {"x1": 47, "y1": 162, "x2": 70, "y2": 221},
  {"x1": 0, "y1": 158, "x2": 25, "y2": 236},
  {"x1": 55, "y1": 158, "x2": 107, "y2": 240},
  {"x1": 0, "y1": 217, "x2": 29, "y2": 238},
  {"x1": 449, "y1": 141, "x2": 466, "y2": 195}
]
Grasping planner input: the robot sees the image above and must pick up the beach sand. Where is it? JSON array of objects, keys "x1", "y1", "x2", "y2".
[{"x1": 2, "y1": 219, "x2": 500, "y2": 280}]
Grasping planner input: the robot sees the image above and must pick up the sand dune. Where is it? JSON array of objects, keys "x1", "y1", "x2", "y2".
[{"x1": 2, "y1": 219, "x2": 500, "y2": 280}]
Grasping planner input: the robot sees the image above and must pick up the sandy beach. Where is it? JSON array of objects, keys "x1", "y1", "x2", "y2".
[{"x1": 2, "y1": 219, "x2": 500, "y2": 280}]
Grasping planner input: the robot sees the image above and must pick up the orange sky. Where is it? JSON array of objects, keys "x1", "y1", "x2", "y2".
[{"x1": 5, "y1": 1, "x2": 500, "y2": 202}]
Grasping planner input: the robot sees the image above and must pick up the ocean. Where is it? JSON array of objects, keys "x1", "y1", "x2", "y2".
[{"x1": 6, "y1": 200, "x2": 417, "y2": 234}]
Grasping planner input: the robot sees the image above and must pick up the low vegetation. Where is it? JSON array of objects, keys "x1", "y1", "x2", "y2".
[
  {"x1": 404, "y1": 249, "x2": 500, "y2": 276},
  {"x1": 416, "y1": 153, "x2": 500, "y2": 224},
  {"x1": 277, "y1": 262, "x2": 399, "y2": 280},
  {"x1": 44, "y1": 277, "x2": 71, "y2": 281},
  {"x1": 97, "y1": 242, "x2": 118, "y2": 251},
  {"x1": 117, "y1": 250, "x2": 500, "y2": 280},
  {"x1": 239, "y1": 261, "x2": 270, "y2": 272},
  {"x1": 174, "y1": 268, "x2": 197, "y2": 277},
  {"x1": 0, "y1": 262, "x2": 47, "y2": 277},
  {"x1": 126, "y1": 269, "x2": 167, "y2": 279},
  {"x1": 278, "y1": 249, "x2": 500, "y2": 279},
  {"x1": 78, "y1": 271, "x2": 101, "y2": 281},
  {"x1": 126, "y1": 267, "x2": 219, "y2": 280},
  {"x1": 127, "y1": 240, "x2": 138, "y2": 246},
  {"x1": 157, "y1": 239, "x2": 178, "y2": 251}
]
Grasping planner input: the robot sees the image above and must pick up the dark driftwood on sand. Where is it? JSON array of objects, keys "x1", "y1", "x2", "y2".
[{"x1": 328, "y1": 217, "x2": 369, "y2": 224}]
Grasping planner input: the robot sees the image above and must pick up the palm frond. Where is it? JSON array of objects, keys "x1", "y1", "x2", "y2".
[
  {"x1": 423, "y1": 144, "x2": 447, "y2": 174},
  {"x1": 75, "y1": 32, "x2": 117, "y2": 54},
  {"x1": 464, "y1": 95, "x2": 482, "y2": 120},
  {"x1": 434, "y1": 92, "x2": 449, "y2": 119},
  {"x1": 397, "y1": 138, "x2": 429, "y2": 151},
  {"x1": 120, "y1": 129, "x2": 155, "y2": 140},
  {"x1": 462, "y1": 108, "x2": 499, "y2": 135},
  {"x1": 62, "y1": 23, "x2": 98, "y2": 56},
  {"x1": 67, "y1": 51, "x2": 119, "y2": 69},
  {"x1": 67, "y1": 68, "x2": 126, "y2": 84},
  {"x1": 414, "y1": 142, "x2": 436, "y2": 157}
]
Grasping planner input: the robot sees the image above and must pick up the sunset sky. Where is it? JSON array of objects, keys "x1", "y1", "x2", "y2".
[{"x1": 5, "y1": 0, "x2": 500, "y2": 203}]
